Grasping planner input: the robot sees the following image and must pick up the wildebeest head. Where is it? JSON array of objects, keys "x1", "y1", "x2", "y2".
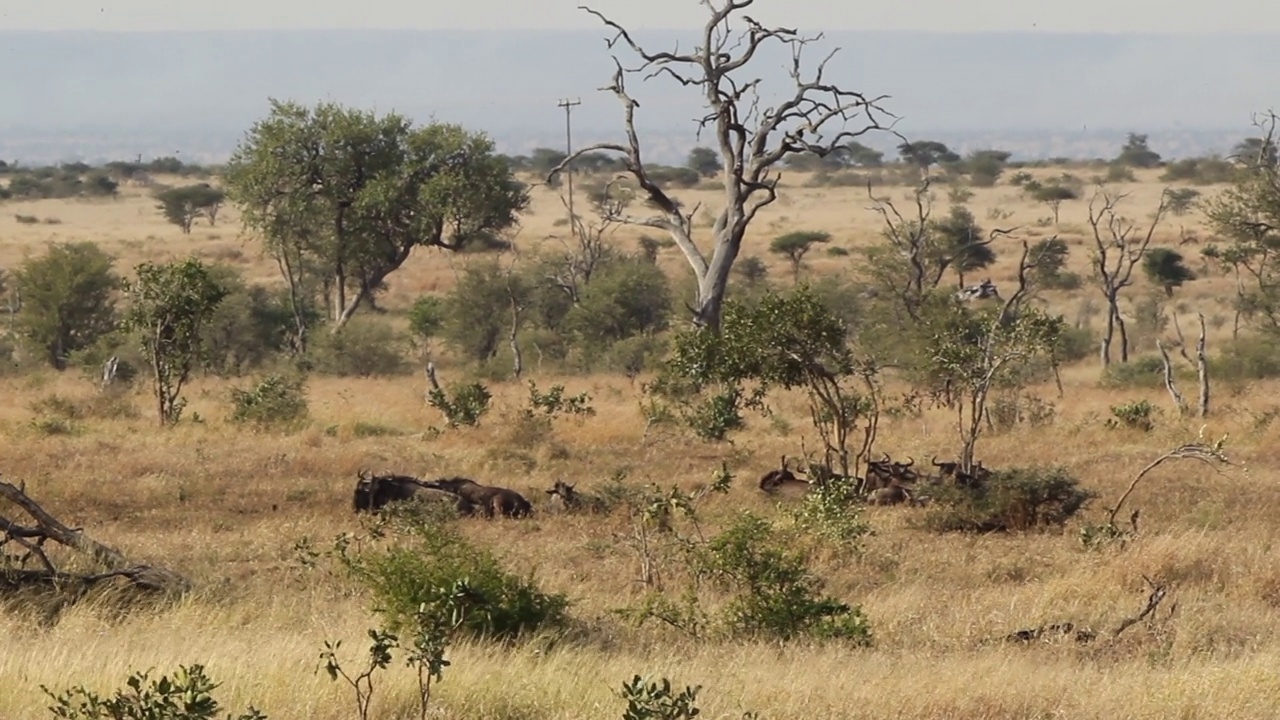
[{"x1": 931, "y1": 455, "x2": 960, "y2": 479}]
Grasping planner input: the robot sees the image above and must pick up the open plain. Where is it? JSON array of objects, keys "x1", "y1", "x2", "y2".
[{"x1": 3, "y1": 163, "x2": 1280, "y2": 720}]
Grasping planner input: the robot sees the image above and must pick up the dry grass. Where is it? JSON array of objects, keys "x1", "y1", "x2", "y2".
[{"x1": 4, "y1": 169, "x2": 1280, "y2": 719}]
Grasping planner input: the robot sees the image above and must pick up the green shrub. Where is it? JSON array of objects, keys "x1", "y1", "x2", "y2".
[
  {"x1": 1212, "y1": 334, "x2": 1280, "y2": 381},
  {"x1": 619, "y1": 676, "x2": 702, "y2": 720},
  {"x1": 1106, "y1": 399, "x2": 1158, "y2": 431},
  {"x1": 699, "y1": 513, "x2": 872, "y2": 643},
  {"x1": 924, "y1": 466, "x2": 1095, "y2": 533},
  {"x1": 228, "y1": 374, "x2": 308, "y2": 428},
  {"x1": 44, "y1": 664, "x2": 265, "y2": 720},
  {"x1": 340, "y1": 519, "x2": 569, "y2": 640},
  {"x1": 788, "y1": 475, "x2": 871, "y2": 547},
  {"x1": 1100, "y1": 355, "x2": 1166, "y2": 389},
  {"x1": 308, "y1": 319, "x2": 409, "y2": 377},
  {"x1": 427, "y1": 382, "x2": 492, "y2": 428}
]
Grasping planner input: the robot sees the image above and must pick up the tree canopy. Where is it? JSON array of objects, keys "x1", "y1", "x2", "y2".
[{"x1": 224, "y1": 99, "x2": 528, "y2": 339}]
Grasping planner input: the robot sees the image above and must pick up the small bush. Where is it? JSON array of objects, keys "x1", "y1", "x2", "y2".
[
  {"x1": 1100, "y1": 355, "x2": 1166, "y2": 389},
  {"x1": 699, "y1": 513, "x2": 873, "y2": 644},
  {"x1": 788, "y1": 475, "x2": 871, "y2": 547},
  {"x1": 924, "y1": 466, "x2": 1095, "y2": 533},
  {"x1": 228, "y1": 374, "x2": 309, "y2": 428},
  {"x1": 1212, "y1": 334, "x2": 1280, "y2": 381},
  {"x1": 428, "y1": 382, "x2": 492, "y2": 428},
  {"x1": 1106, "y1": 399, "x2": 1158, "y2": 431},
  {"x1": 44, "y1": 664, "x2": 265, "y2": 720},
  {"x1": 340, "y1": 519, "x2": 570, "y2": 640},
  {"x1": 14, "y1": 213, "x2": 39, "y2": 224},
  {"x1": 309, "y1": 319, "x2": 409, "y2": 377}
]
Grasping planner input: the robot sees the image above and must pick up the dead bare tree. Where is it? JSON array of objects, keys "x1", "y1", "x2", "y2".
[
  {"x1": 1157, "y1": 312, "x2": 1211, "y2": 418},
  {"x1": 548, "y1": 179, "x2": 626, "y2": 303},
  {"x1": 0, "y1": 477, "x2": 189, "y2": 595},
  {"x1": 1106, "y1": 430, "x2": 1231, "y2": 529},
  {"x1": 1088, "y1": 186, "x2": 1172, "y2": 366},
  {"x1": 552, "y1": 1, "x2": 897, "y2": 331}
]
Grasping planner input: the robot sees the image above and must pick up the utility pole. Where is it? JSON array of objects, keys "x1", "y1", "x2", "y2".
[{"x1": 558, "y1": 98, "x2": 582, "y2": 237}]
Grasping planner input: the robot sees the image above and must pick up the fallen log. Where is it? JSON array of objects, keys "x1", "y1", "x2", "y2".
[{"x1": 0, "y1": 476, "x2": 190, "y2": 596}]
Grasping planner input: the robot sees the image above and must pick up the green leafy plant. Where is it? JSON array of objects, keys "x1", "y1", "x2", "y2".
[
  {"x1": 334, "y1": 517, "x2": 569, "y2": 640},
  {"x1": 620, "y1": 676, "x2": 701, "y2": 720},
  {"x1": 43, "y1": 665, "x2": 265, "y2": 720},
  {"x1": 1107, "y1": 399, "x2": 1158, "y2": 431},
  {"x1": 699, "y1": 513, "x2": 873, "y2": 643},
  {"x1": 427, "y1": 382, "x2": 492, "y2": 428},
  {"x1": 228, "y1": 373, "x2": 309, "y2": 428}
]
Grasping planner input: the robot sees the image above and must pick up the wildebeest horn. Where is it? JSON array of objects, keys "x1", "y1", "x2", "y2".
[
  {"x1": 901, "y1": 456, "x2": 915, "y2": 468},
  {"x1": 882, "y1": 452, "x2": 891, "y2": 463},
  {"x1": 931, "y1": 455, "x2": 944, "y2": 467},
  {"x1": 357, "y1": 468, "x2": 371, "y2": 481}
]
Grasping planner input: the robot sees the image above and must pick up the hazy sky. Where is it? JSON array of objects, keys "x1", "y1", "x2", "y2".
[{"x1": 4, "y1": 0, "x2": 1280, "y2": 33}]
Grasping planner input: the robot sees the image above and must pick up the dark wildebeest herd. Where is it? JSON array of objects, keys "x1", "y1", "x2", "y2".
[
  {"x1": 353, "y1": 470, "x2": 531, "y2": 518},
  {"x1": 351, "y1": 452, "x2": 994, "y2": 519},
  {"x1": 757, "y1": 453, "x2": 994, "y2": 507}
]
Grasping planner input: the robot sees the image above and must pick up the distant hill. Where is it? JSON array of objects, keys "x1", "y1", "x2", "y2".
[{"x1": 0, "y1": 29, "x2": 1274, "y2": 164}]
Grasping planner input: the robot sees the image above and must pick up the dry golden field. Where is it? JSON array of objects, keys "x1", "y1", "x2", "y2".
[{"x1": 3, "y1": 167, "x2": 1280, "y2": 719}]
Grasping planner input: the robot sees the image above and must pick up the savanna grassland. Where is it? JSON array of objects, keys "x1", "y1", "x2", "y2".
[{"x1": 3, "y1": 163, "x2": 1280, "y2": 720}]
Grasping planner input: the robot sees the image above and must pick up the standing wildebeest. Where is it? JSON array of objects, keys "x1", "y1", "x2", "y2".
[
  {"x1": 352, "y1": 470, "x2": 474, "y2": 514},
  {"x1": 545, "y1": 480, "x2": 608, "y2": 513},
  {"x1": 423, "y1": 477, "x2": 532, "y2": 519}
]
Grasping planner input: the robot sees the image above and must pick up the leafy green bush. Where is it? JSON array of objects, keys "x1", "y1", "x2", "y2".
[
  {"x1": 427, "y1": 381, "x2": 492, "y2": 428},
  {"x1": 1100, "y1": 355, "x2": 1166, "y2": 389},
  {"x1": 228, "y1": 374, "x2": 308, "y2": 428},
  {"x1": 619, "y1": 676, "x2": 702, "y2": 720},
  {"x1": 699, "y1": 513, "x2": 872, "y2": 643},
  {"x1": 1107, "y1": 399, "x2": 1158, "y2": 431},
  {"x1": 788, "y1": 475, "x2": 871, "y2": 547},
  {"x1": 924, "y1": 466, "x2": 1095, "y2": 533},
  {"x1": 44, "y1": 664, "x2": 265, "y2": 720},
  {"x1": 1212, "y1": 334, "x2": 1280, "y2": 381},
  {"x1": 338, "y1": 519, "x2": 569, "y2": 640},
  {"x1": 308, "y1": 318, "x2": 409, "y2": 377}
]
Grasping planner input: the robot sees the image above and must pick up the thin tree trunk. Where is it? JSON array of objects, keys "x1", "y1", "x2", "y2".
[
  {"x1": 1195, "y1": 313, "x2": 1210, "y2": 418},
  {"x1": 1116, "y1": 308, "x2": 1130, "y2": 363},
  {"x1": 1101, "y1": 296, "x2": 1116, "y2": 367}
]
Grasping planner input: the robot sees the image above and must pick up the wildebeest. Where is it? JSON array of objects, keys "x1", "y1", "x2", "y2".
[
  {"x1": 957, "y1": 278, "x2": 1000, "y2": 302},
  {"x1": 867, "y1": 484, "x2": 913, "y2": 506},
  {"x1": 931, "y1": 456, "x2": 960, "y2": 481},
  {"x1": 758, "y1": 456, "x2": 813, "y2": 495},
  {"x1": 545, "y1": 479, "x2": 608, "y2": 513},
  {"x1": 352, "y1": 470, "x2": 473, "y2": 514},
  {"x1": 866, "y1": 454, "x2": 919, "y2": 490},
  {"x1": 423, "y1": 477, "x2": 533, "y2": 519}
]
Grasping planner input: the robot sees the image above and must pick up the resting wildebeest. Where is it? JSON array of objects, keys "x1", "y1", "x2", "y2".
[
  {"x1": 545, "y1": 479, "x2": 608, "y2": 513},
  {"x1": 758, "y1": 456, "x2": 810, "y2": 494},
  {"x1": 352, "y1": 470, "x2": 474, "y2": 514},
  {"x1": 866, "y1": 483, "x2": 913, "y2": 506},
  {"x1": 866, "y1": 454, "x2": 919, "y2": 490},
  {"x1": 423, "y1": 477, "x2": 532, "y2": 519}
]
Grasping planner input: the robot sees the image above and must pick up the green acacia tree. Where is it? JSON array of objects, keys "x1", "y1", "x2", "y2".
[
  {"x1": 224, "y1": 100, "x2": 528, "y2": 350},
  {"x1": 124, "y1": 259, "x2": 228, "y2": 425},
  {"x1": 13, "y1": 241, "x2": 119, "y2": 369},
  {"x1": 1203, "y1": 112, "x2": 1280, "y2": 335},
  {"x1": 663, "y1": 286, "x2": 881, "y2": 480},
  {"x1": 769, "y1": 231, "x2": 830, "y2": 284},
  {"x1": 155, "y1": 184, "x2": 226, "y2": 233}
]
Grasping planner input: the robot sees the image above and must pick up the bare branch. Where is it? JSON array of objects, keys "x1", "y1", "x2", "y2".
[{"x1": 1106, "y1": 431, "x2": 1232, "y2": 527}]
